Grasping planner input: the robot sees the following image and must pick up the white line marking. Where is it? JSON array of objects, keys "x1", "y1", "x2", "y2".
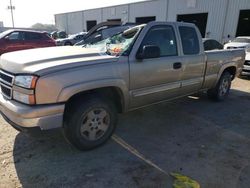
[{"x1": 112, "y1": 134, "x2": 168, "y2": 176}]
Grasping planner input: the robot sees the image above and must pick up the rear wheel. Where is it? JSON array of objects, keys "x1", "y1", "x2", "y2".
[
  {"x1": 63, "y1": 96, "x2": 117, "y2": 150},
  {"x1": 207, "y1": 71, "x2": 232, "y2": 101}
]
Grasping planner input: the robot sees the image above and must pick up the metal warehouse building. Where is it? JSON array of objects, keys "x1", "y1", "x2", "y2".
[{"x1": 55, "y1": 0, "x2": 250, "y2": 43}]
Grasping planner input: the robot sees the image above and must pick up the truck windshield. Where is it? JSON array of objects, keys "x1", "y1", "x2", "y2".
[{"x1": 83, "y1": 25, "x2": 144, "y2": 56}]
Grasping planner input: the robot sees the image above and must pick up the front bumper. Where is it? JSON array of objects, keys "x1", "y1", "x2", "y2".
[{"x1": 0, "y1": 94, "x2": 65, "y2": 130}]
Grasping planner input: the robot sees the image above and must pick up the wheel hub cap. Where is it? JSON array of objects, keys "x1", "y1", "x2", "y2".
[{"x1": 80, "y1": 108, "x2": 110, "y2": 141}]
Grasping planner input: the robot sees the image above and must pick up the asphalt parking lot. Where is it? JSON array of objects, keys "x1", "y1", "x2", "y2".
[{"x1": 0, "y1": 78, "x2": 250, "y2": 188}]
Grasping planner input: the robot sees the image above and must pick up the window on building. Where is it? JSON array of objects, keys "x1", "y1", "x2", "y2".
[
  {"x1": 236, "y1": 9, "x2": 250, "y2": 37},
  {"x1": 179, "y1": 26, "x2": 200, "y2": 55},
  {"x1": 177, "y1": 13, "x2": 208, "y2": 37},
  {"x1": 136, "y1": 16, "x2": 156, "y2": 24},
  {"x1": 107, "y1": 19, "x2": 121, "y2": 22},
  {"x1": 86, "y1": 20, "x2": 97, "y2": 31},
  {"x1": 139, "y1": 25, "x2": 178, "y2": 57}
]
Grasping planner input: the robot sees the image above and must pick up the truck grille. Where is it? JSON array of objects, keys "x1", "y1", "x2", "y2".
[{"x1": 0, "y1": 70, "x2": 14, "y2": 99}]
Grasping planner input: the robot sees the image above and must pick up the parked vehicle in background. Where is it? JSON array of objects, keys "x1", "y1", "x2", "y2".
[
  {"x1": 56, "y1": 32, "x2": 87, "y2": 46},
  {"x1": 224, "y1": 37, "x2": 250, "y2": 77},
  {"x1": 0, "y1": 22, "x2": 245, "y2": 150},
  {"x1": 75, "y1": 21, "x2": 137, "y2": 46},
  {"x1": 0, "y1": 29, "x2": 56, "y2": 56},
  {"x1": 224, "y1": 37, "x2": 250, "y2": 49},
  {"x1": 50, "y1": 30, "x2": 68, "y2": 40},
  {"x1": 241, "y1": 52, "x2": 250, "y2": 77},
  {"x1": 203, "y1": 38, "x2": 223, "y2": 51}
]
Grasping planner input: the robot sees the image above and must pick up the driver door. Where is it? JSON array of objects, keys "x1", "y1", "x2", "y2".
[{"x1": 129, "y1": 24, "x2": 183, "y2": 108}]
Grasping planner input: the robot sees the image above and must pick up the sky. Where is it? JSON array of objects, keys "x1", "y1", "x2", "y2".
[{"x1": 0, "y1": 0, "x2": 147, "y2": 28}]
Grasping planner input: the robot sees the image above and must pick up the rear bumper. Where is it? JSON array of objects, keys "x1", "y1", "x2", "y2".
[{"x1": 0, "y1": 94, "x2": 65, "y2": 130}]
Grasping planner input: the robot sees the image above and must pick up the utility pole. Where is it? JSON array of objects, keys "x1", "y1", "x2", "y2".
[{"x1": 7, "y1": 0, "x2": 15, "y2": 28}]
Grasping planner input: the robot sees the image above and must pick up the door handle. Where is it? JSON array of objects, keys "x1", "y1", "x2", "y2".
[{"x1": 173, "y1": 62, "x2": 182, "y2": 69}]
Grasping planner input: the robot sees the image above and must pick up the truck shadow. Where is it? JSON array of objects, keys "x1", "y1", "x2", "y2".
[
  {"x1": 13, "y1": 130, "x2": 170, "y2": 188},
  {"x1": 12, "y1": 88, "x2": 250, "y2": 188}
]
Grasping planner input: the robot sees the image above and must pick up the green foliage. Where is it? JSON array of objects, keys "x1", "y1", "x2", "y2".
[
  {"x1": 170, "y1": 172, "x2": 200, "y2": 188},
  {"x1": 31, "y1": 23, "x2": 57, "y2": 31}
]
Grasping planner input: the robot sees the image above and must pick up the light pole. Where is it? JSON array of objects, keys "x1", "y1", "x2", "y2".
[{"x1": 7, "y1": 0, "x2": 15, "y2": 28}]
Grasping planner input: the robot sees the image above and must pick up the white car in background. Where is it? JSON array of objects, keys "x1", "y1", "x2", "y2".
[
  {"x1": 224, "y1": 37, "x2": 250, "y2": 77},
  {"x1": 224, "y1": 37, "x2": 250, "y2": 50}
]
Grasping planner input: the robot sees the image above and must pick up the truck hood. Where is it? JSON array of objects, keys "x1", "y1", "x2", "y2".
[{"x1": 0, "y1": 46, "x2": 118, "y2": 75}]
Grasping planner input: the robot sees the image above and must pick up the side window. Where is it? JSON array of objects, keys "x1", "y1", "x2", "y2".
[
  {"x1": 140, "y1": 25, "x2": 178, "y2": 57},
  {"x1": 25, "y1": 32, "x2": 43, "y2": 40},
  {"x1": 179, "y1": 26, "x2": 200, "y2": 55},
  {"x1": 84, "y1": 31, "x2": 102, "y2": 44},
  {"x1": 203, "y1": 40, "x2": 212, "y2": 51},
  {"x1": 8, "y1": 32, "x2": 21, "y2": 40},
  {"x1": 102, "y1": 26, "x2": 127, "y2": 39},
  {"x1": 211, "y1": 40, "x2": 223, "y2": 50},
  {"x1": 75, "y1": 35, "x2": 83, "y2": 40}
]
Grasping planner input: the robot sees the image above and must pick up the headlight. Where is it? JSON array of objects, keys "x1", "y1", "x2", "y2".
[
  {"x1": 13, "y1": 75, "x2": 38, "y2": 104},
  {"x1": 14, "y1": 75, "x2": 38, "y2": 89},
  {"x1": 13, "y1": 91, "x2": 36, "y2": 105}
]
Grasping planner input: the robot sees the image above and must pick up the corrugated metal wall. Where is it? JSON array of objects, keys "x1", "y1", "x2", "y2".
[
  {"x1": 67, "y1": 11, "x2": 83, "y2": 34},
  {"x1": 102, "y1": 5, "x2": 129, "y2": 23},
  {"x1": 55, "y1": 14, "x2": 68, "y2": 32},
  {"x1": 223, "y1": 0, "x2": 250, "y2": 42},
  {"x1": 128, "y1": 0, "x2": 167, "y2": 22},
  {"x1": 83, "y1": 8, "x2": 102, "y2": 27},
  {"x1": 167, "y1": 0, "x2": 228, "y2": 41},
  {"x1": 55, "y1": 0, "x2": 250, "y2": 41}
]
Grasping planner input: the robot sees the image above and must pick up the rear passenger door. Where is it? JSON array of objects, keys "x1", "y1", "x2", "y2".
[
  {"x1": 129, "y1": 24, "x2": 183, "y2": 108},
  {"x1": 178, "y1": 26, "x2": 206, "y2": 94},
  {"x1": 24, "y1": 32, "x2": 44, "y2": 49}
]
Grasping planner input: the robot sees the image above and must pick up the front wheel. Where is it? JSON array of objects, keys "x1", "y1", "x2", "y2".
[
  {"x1": 63, "y1": 96, "x2": 117, "y2": 150},
  {"x1": 207, "y1": 71, "x2": 232, "y2": 101}
]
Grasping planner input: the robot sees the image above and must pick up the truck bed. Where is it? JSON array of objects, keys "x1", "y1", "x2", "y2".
[{"x1": 202, "y1": 49, "x2": 245, "y2": 89}]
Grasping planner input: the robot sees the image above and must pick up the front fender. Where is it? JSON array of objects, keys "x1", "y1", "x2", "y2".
[{"x1": 57, "y1": 78, "x2": 129, "y2": 111}]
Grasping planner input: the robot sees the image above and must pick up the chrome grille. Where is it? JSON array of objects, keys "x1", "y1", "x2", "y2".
[{"x1": 0, "y1": 70, "x2": 14, "y2": 99}]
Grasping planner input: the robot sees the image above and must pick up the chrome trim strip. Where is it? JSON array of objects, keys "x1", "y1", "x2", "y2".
[
  {"x1": 181, "y1": 77, "x2": 203, "y2": 87},
  {"x1": 132, "y1": 82, "x2": 181, "y2": 97},
  {"x1": 12, "y1": 85, "x2": 34, "y2": 95},
  {"x1": 0, "y1": 70, "x2": 14, "y2": 85}
]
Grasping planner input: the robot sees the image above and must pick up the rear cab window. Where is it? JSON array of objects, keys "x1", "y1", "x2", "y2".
[{"x1": 179, "y1": 26, "x2": 200, "y2": 55}]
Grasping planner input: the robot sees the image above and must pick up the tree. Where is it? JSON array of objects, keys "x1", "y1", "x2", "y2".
[{"x1": 31, "y1": 23, "x2": 57, "y2": 31}]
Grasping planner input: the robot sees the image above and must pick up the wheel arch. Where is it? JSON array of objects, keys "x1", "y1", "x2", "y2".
[
  {"x1": 58, "y1": 79, "x2": 129, "y2": 115},
  {"x1": 216, "y1": 63, "x2": 237, "y2": 85}
]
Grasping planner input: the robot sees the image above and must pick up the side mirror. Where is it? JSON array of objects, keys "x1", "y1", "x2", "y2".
[{"x1": 136, "y1": 45, "x2": 160, "y2": 59}]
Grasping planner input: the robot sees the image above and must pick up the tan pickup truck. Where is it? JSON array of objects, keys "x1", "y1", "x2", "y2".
[{"x1": 0, "y1": 22, "x2": 245, "y2": 150}]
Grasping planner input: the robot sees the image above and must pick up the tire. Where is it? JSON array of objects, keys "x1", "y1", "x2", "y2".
[
  {"x1": 207, "y1": 71, "x2": 232, "y2": 101},
  {"x1": 63, "y1": 96, "x2": 117, "y2": 150}
]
